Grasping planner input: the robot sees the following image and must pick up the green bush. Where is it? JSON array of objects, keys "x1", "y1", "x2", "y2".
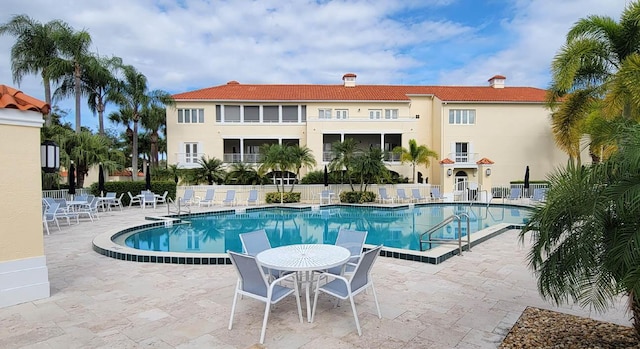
[
  {"x1": 300, "y1": 170, "x2": 324, "y2": 184},
  {"x1": 89, "y1": 181, "x2": 177, "y2": 206},
  {"x1": 340, "y1": 191, "x2": 376, "y2": 203},
  {"x1": 265, "y1": 192, "x2": 301, "y2": 203}
]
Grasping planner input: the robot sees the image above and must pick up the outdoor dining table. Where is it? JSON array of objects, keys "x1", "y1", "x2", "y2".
[
  {"x1": 256, "y1": 244, "x2": 350, "y2": 322},
  {"x1": 65, "y1": 200, "x2": 88, "y2": 211}
]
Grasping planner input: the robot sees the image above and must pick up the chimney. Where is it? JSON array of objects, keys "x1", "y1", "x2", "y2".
[
  {"x1": 342, "y1": 73, "x2": 357, "y2": 87},
  {"x1": 488, "y1": 75, "x2": 506, "y2": 88}
]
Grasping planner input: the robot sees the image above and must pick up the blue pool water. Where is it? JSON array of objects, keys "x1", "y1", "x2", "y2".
[{"x1": 120, "y1": 204, "x2": 530, "y2": 254}]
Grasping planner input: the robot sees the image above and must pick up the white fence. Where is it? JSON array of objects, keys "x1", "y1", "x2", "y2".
[{"x1": 42, "y1": 188, "x2": 90, "y2": 200}]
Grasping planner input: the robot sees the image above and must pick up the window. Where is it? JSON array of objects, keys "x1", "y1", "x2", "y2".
[
  {"x1": 335, "y1": 109, "x2": 348, "y2": 119},
  {"x1": 244, "y1": 106, "x2": 260, "y2": 123},
  {"x1": 455, "y1": 142, "x2": 469, "y2": 162},
  {"x1": 384, "y1": 109, "x2": 398, "y2": 119},
  {"x1": 185, "y1": 143, "x2": 199, "y2": 164},
  {"x1": 300, "y1": 105, "x2": 307, "y2": 122},
  {"x1": 225, "y1": 105, "x2": 241, "y2": 122},
  {"x1": 178, "y1": 109, "x2": 204, "y2": 123},
  {"x1": 449, "y1": 109, "x2": 476, "y2": 124},
  {"x1": 263, "y1": 106, "x2": 279, "y2": 123},
  {"x1": 282, "y1": 106, "x2": 298, "y2": 122},
  {"x1": 369, "y1": 109, "x2": 382, "y2": 119},
  {"x1": 319, "y1": 108, "x2": 332, "y2": 119}
]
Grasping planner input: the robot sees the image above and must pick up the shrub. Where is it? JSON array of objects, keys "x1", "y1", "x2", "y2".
[
  {"x1": 89, "y1": 181, "x2": 177, "y2": 206},
  {"x1": 340, "y1": 191, "x2": 376, "y2": 203},
  {"x1": 300, "y1": 170, "x2": 324, "y2": 184},
  {"x1": 265, "y1": 192, "x2": 301, "y2": 203}
]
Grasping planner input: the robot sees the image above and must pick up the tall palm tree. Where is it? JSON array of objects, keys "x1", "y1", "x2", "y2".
[
  {"x1": 352, "y1": 147, "x2": 390, "y2": 191},
  {"x1": 329, "y1": 138, "x2": 359, "y2": 191},
  {"x1": 0, "y1": 15, "x2": 68, "y2": 126},
  {"x1": 109, "y1": 65, "x2": 174, "y2": 180},
  {"x1": 288, "y1": 145, "x2": 316, "y2": 192},
  {"x1": 547, "y1": 1, "x2": 640, "y2": 165},
  {"x1": 259, "y1": 143, "x2": 293, "y2": 194},
  {"x1": 392, "y1": 139, "x2": 438, "y2": 183},
  {"x1": 85, "y1": 55, "x2": 123, "y2": 135},
  {"x1": 520, "y1": 122, "x2": 640, "y2": 337},
  {"x1": 140, "y1": 104, "x2": 167, "y2": 168}
]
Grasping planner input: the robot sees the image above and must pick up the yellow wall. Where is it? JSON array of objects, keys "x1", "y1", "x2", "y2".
[{"x1": 0, "y1": 115, "x2": 45, "y2": 261}]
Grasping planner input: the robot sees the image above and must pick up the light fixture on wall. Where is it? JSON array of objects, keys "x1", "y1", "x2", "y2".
[
  {"x1": 415, "y1": 115, "x2": 420, "y2": 119},
  {"x1": 40, "y1": 140, "x2": 60, "y2": 173},
  {"x1": 485, "y1": 168, "x2": 491, "y2": 176},
  {"x1": 447, "y1": 168, "x2": 452, "y2": 177}
]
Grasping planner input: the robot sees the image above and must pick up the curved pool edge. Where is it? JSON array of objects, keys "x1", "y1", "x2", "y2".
[{"x1": 93, "y1": 203, "x2": 531, "y2": 265}]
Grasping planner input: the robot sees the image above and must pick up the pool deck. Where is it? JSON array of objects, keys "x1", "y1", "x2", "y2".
[{"x1": 2, "y1": 203, "x2": 631, "y2": 348}]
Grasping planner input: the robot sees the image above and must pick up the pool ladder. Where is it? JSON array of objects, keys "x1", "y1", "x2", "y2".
[
  {"x1": 419, "y1": 213, "x2": 471, "y2": 256},
  {"x1": 167, "y1": 197, "x2": 191, "y2": 215}
]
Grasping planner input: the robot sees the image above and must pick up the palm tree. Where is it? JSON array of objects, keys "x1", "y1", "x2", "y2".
[
  {"x1": 547, "y1": 1, "x2": 640, "y2": 165},
  {"x1": 226, "y1": 162, "x2": 261, "y2": 185},
  {"x1": 109, "y1": 65, "x2": 174, "y2": 180},
  {"x1": 259, "y1": 143, "x2": 293, "y2": 194},
  {"x1": 352, "y1": 147, "x2": 390, "y2": 192},
  {"x1": 140, "y1": 104, "x2": 167, "y2": 168},
  {"x1": 56, "y1": 130, "x2": 116, "y2": 188},
  {"x1": 288, "y1": 145, "x2": 316, "y2": 192},
  {"x1": 197, "y1": 156, "x2": 226, "y2": 185},
  {"x1": 50, "y1": 24, "x2": 92, "y2": 133},
  {"x1": 520, "y1": 122, "x2": 640, "y2": 337},
  {"x1": 392, "y1": 139, "x2": 438, "y2": 183},
  {"x1": 0, "y1": 15, "x2": 68, "y2": 126},
  {"x1": 329, "y1": 138, "x2": 359, "y2": 191},
  {"x1": 85, "y1": 55, "x2": 123, "y2": 135}
]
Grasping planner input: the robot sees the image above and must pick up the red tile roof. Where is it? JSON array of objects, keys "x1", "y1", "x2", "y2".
[
  {"x1": 173, "y1": 82, "x2": 547, "y2": 103},
  {"x1": 476, "y1": 157, "x2": 495, "y2": 165},
  {"x1": 439, "y1": 158, "x2": 455, "y2": 164},
  {"x1": 0, "y1": 85, "x2": 50, "y2": 114}
]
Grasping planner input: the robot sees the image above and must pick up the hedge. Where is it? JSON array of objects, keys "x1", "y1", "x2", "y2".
[{"x1": 265, "y1": 192, "x2": 301, "y2": 203}]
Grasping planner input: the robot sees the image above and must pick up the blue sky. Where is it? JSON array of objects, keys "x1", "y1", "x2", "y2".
[{"x1": 0, "y1": 0, "x2": 628, "y2": 133}]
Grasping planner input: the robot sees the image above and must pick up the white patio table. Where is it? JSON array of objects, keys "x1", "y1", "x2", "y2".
[{"x1": 256, "y1": 244, "x2": 350, "y2": 322}]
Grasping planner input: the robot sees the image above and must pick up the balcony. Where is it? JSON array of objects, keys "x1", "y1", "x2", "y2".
[
  {"x1": 384, "y1": 153, "x2": 401, "y2": 162},
  {"x1": 176, "y1": 152, "x2": 205, "y2": 169},
  {"x1": 447, "y1": 152, "x2": 479, "y2": 167},
  {"x1": 223, "y1": 153, "x2": 262, "y2": 163}
]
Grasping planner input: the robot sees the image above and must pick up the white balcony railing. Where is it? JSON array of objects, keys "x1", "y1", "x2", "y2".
[
  {"x1": 176, "y1": 152, "x2": 205, "y2": 168},
  {"x1": 447, "y1": 152, "x2": 479, "y2": 164}
]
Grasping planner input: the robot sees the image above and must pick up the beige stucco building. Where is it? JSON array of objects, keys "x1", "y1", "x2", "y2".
[
  {"x1": 0, "y1": 85, "x2": 50, "y2": 307},
  {"x1": 167, "y1": 74, "x2": 568, "y2": 194}
]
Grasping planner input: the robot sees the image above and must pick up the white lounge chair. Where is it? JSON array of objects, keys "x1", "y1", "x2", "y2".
[
  {"x1": 227, "y1": 251, "x2": 303, "y2": 344},
  {"x1": 316, "y1": 190, "x2": 333, "y2": 205},
  {"x1": 157, "y1": 191, "x2": 168, "y2": 205},
  {"x1": 430, "y1": 187, "x2": 445, "y2": 202},
  {"x1": 378, "y1": 188, "x2": 394, "y2": 203},
  {"x1": 179, "y1": 189, "x2": 197, "y2": 206},
  {"x1": 311, "y1": 245, "x2": 383, "y2": 336},
  {"x1": 396, "y1": 188, "x2": 410, "y2": 203},
  {"x1": 223, "y1": 190, "x2": 236, "y2": 206},
  {"x1": 531, "y1": 188, "x2": 547, "y2": 203},
  {"x1": 246, "y1": 189, "x2": 259, "y2": 205},
  {"x1": 109, "y1": 193, "x2": 124, "y2": 211},
  {"x1": 411, "y1": 188, "x2": 428, "y2": 203},
  {"x1": 127, "y1": 191, "x2": 141, "y2": 207},
  {"x1": 199, "y1": 189, "x2": 216, "y2": 207},
  {"x1": 506, "y1": 187, "x2": 522, "y2": 202},
  {"x1": 43, "y1": 202, "x2": 61, "y2": 235}
]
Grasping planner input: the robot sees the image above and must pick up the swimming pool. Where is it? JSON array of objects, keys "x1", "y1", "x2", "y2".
[{"x1": 105, "y1": 204, "x2": 530, "y2": 263}]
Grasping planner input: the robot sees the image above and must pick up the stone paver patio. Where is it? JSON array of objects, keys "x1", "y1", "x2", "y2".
[{"x1": 1, "y1": 204, "x2": 631, "y2": 348}]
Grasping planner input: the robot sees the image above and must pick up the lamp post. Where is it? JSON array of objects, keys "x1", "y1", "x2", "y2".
[{"x1": 40, "y1": 140, "x2": 60, "y2": 173}]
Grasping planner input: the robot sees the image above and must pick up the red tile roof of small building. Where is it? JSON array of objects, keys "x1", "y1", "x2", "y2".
[
  {"x1": 173, "y1": 82, "x2": 547, "y2": 103},
  {"x1": 0, "y1": 85, "x2": 50, "y2": 114},
  {"x1": 476, "y1": 157, "x2": 495, "y2": 165},
  {"x1": 439, "y1": 158, "x2": 455, "y2": 164}
]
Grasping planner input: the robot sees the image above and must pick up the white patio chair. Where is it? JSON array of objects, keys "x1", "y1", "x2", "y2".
[
  {"x1": 223, "y1": 190, "x2": 236, "y2": 206},
  {"x1": 44, "y1": 197, "x2": 78, "y2": 225},
  {"x1": 246, "y1": 189, "x2": 259, "y2": 205},
  {"x1": 76, "y1": 197, "x2": 100, "y2": 222},
  {"x1": 326, "y1": 228, "x2": 368, "y2": 276},
  {"x1": 239, "y1": 229, "x2": 286, "y2": 278},
  {"x1": 411, "y1": 188, "x2": 428, "y2": 203},
  {"x1": 377, "y1": 188, "x2": 394, "y2": 203},
  {"x1": 43, "y1": 202, "x2": 61, "y2": 235},
  {"x1": 316, "y1": 190, "x2": 333, "y2": 205},
  {"x1": 227, "y1": 251, "x2": 303, "y2": 344},
  {"x1": 142, "y1": 191, "x2": 157, "y2": 209},
  {"x1": 396, "y1": 188, "x2": 410, "y2": 203},
  {"x1": 127, "y1": 191, "x2": 141, "y2": 207},
  {"x1": 506, "y1": 187, "x2": 522, "y2": 202},
  {"x1": 156, "y1": 191, "x2": 169, "y2": 205},
  {"x1": 311, "y1": 245, "x2": 383, "y2": 336},
  {"x1": 179, "y1": 189, "x2": 197, "y2": 206},
  {"x1": 199, "y1": 189, "x2": 216, "y2": 207},
  {"x1": 430, "y1": 187, "x2": 445, "y2": 202}
]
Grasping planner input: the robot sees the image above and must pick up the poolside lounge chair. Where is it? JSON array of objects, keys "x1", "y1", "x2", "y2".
[
  {"x1": 378, "y1": 188, "x2": 394, "y2": 204},
  {"x1": 43, "y1": 198, "x2": 78, "y2": 225},
  {"x1": 311, "y1": 245, "x2": 383, "y2": 336},
  {"x1": 127, "y1": 191, "x2": 141, "y2": 207},
  {"x1": 223, "y1": 190, "x2": 236, "y2": 206},
  {"x1": 531, "y1": 188, "x2": 547, "y2": 203},
  {"x1": 227, "y1": 251, "x2": 303, "y2": 344},
  {"x1": 43, "y1": 202, "x2": 62, "y2": 235},
  {"x1": 316, "y1": 190, "x2": 333, "y2": 205},
  {"x1": 411, "y1": 188, "x2": 428, "y2": 203},
  {"x1": 246, "y1": 189, "x2": 259, "y2": 205},
  {"x1": 396, "y1": 188, "x2": 410, "y2": 203},
  {"x1": 157, "y1": 191, "x2": 168, "y2": 205},
  {"x1": 506, "y1": 187, "x2": 522, "y2": 202},
  {"x1": 430, "y1": 187, "x2": 444, "y2": 202},
  {"x1": 179, "y1": 189, "x2": 197, "y2": 206},
  {"x1": 199, "y1": 189, "x2": 216, "y2": 207}
]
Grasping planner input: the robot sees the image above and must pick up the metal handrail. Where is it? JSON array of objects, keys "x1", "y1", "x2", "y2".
[
  {"x1": 167, "y1": 197, "x2": 190, "y2": 215},
  {"x1": 419, "y1": 213, "x2": 471, "y2": 256}
]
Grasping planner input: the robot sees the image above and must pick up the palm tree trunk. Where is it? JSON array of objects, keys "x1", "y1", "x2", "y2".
[
  {"x1": 631, "y1": 292, "x2": 640, "y2": 339},
  {"x1": 74, "y1": 63, "x2": 82, "y2": 133},
  {"x1": 132, "y1": 119, "x2": 139, "y2": 181},
  {"x1": 150, "y1": 131, "x2": 159, "y2": 167},
  {"x1": 97, "y1": 99, "x2": 105, "y2": 135},
  {"x1": 42, "y1": 73, "x2": 52, "y2": 126}
]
